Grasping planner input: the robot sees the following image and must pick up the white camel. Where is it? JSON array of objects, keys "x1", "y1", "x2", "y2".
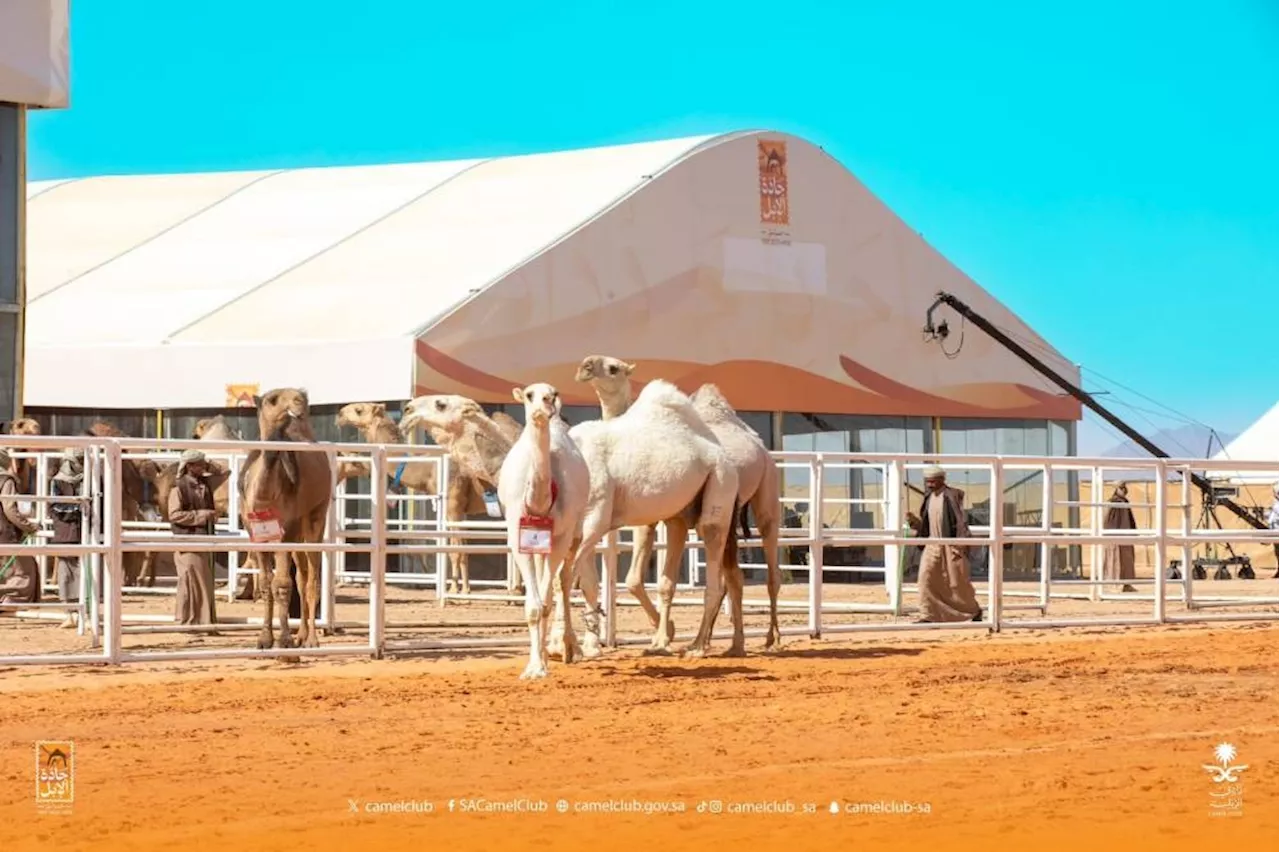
[
  {"x1": 497, "y1": 383, "x2": 590, "y2": 679},
  {"x1": 573, "y1": 355, "x2": 673, "y2": 639},
  {"x1": 560, "y1": 379, "x2": 745, "y2": 658}
]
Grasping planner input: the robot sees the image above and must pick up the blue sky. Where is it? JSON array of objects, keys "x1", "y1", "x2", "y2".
[{"x1": 26, "y1": 1, "x2": 1278, "y2": 452}]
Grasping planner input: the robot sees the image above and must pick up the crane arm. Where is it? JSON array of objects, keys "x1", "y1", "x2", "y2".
[{"x1": 923, "y1": 291, "x2": 1266, "y2": 531}]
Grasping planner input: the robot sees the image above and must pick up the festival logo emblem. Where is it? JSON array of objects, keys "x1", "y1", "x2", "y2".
[
  {"x1": 1203, "y1": 742, "x2": 1247, "y2": 818},
  {"x1": 35, "y1": 741, "x2": 74, "y2": 813}
]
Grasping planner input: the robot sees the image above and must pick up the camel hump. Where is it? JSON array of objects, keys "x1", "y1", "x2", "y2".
[
  {"x1": 632, "y1": 379, "x2": 691, "y2": 411},
  {"x1": 689, "y1": 383, "x2": 735, "y2": 419}
]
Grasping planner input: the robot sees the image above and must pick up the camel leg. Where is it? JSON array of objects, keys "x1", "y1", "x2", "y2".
[
  {"x1": 255, "y1": 552, "x2": 275, "y2": 649},
  {"x1": 624, "y1": 524, "x2": 661, "y2": 631},
  {"x1": 647, "y1": 519, "x2": 687, "y2": 654},
  {"x1": 684, "y1": 521, "x2": 730, "y2": 659},
  {"x1": 296, "y1": 518, "x2": 323, "y2": 649},
  {"x1": 546, "y1": 534, "x2": 580, "y2": 661},
  {"x1": 510, "y1": 537, "x2": 546, "y2": 680},
  {"x1": 567, "y1": 513, "x2": 609, "y2": 660},
  {"x1": 752, "y1": 494, "x2": 783, "y2": 651},
  {"x1": 270, "y1": 550, "x2": 295, "y2": 651},
  {"x1": 140, "y1": 552, "x2": 156, "y2": 587},
  {"x1": 720, "y1": 519, "x2": 747, "y2": 657}
]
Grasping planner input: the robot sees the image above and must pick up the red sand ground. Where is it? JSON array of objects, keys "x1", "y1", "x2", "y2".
[{"x1": 1, "y1": 621, "x2": 1276, "y2": 851}]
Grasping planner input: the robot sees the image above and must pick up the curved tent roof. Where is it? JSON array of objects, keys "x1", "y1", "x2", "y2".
[
  {"x1": 1210, "y1": 403, "x2": 1279, "y2": 483},
  {"x1": 22, "y1": 130, "x2": 1082, "y2": 418}
]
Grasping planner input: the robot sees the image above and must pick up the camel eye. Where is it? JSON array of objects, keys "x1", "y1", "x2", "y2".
[
  {"x1": 434, "y1": 399, "x2": 447, "y2": 412},
  {"x1": 607, "y1": 365, "x2": 618, "y2": 375},
  {"x1": 525, "y1": 391, "x2": 533, "y2": 401}
]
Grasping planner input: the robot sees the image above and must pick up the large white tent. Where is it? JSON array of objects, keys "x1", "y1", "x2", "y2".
[
  {"x1": 1210, "y1": 403, "x2": 1279, "y2": 484},
  {"x1": 22, "y1": 129, "x2": 1081, "y2": 422}
]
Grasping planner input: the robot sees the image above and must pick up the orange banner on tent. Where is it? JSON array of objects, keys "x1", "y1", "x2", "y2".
[{"x1": 758, "y1": 139, "x2": 789, "y2": 226}]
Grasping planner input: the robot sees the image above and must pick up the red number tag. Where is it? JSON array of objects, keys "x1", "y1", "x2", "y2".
[
  {"x1": 518, "y1": 514, "x2": 554, "y2": 554},
  {"x1": 246, "y1": 509, "x2": 284, "y2": 543}
]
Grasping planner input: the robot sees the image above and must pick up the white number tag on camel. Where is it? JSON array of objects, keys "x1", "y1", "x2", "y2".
[
  {"x1": 483, "y1": 490, "x2": 502, "y2": 519},
  {"x1": 518, "y1": 515, "x2": 553, "y2": 554},
  {"x1": 246, "y1": 509, "x2": 284, "y2": 543}
]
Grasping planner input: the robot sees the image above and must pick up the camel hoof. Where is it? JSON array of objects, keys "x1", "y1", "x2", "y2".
[
  {"x1": 681, "y1": 645, "x2": 708, "y2": 659},
  {"x1": 546, "y1": 638, "x2": 567, "y2": 661},
  {"x1": 519, "y1": 662, "x2": 549, "y2": 680},
  {"x1": 580, "y1": 635, "x2": 602, "y2": 659},
  {"x1": 642, "y1": 644, "x2": 674, "y2": 657},
  {"x1": 764, "y1": 631, "x2": 782, "y2": 652},
  {"x1": 257, "y1": 630, "x2": 274, "y2": 650},
  {"x1": 301, "y1": 633, "x2": 321, "y2": 649},
  {"x1": 721, "y1": 645, "x2": 747, "y2": 659}
]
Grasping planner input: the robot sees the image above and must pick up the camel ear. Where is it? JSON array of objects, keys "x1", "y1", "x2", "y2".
[
  {"x1": 511, "y1": 387, "x2": 524, "y2": 403},
  {"x1": 624, "y1": 362, "x2": 636, "y2": 375},
  {"x1": 371, "y1": 403, "x2": 386, "y2": 417},
  {"x1": 553, "y1": 393, "x2": 563, "y2": 414},
  {"x1": 251, "y1": 394, "x2": 262, "y2": 408}
]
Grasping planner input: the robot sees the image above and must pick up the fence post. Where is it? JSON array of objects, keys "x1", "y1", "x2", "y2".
[
  {"x1": 226, "y1": 452, "x2": 242, "y2": 603},
  {"x1": 102, "y1": 440, "x2": 123, "y2": 664},
  {"x1": 989, "y1": 459, "x2": 1004, "y2": 632},
  {"x1": 435, "y1": 452, "x2": 449, "y2": 608},
  {"x1": 1180, "y1": 471, "x2": 1193, "y2": 609},
  {"x1": 885, "y1": 459, "x2": 903, "y2": 616},
  {"x1": 808, "y1": 454, "x2": 824, "y2": 639},
  {"x1": 87, "y1": 446, "x2": 103, "y2": 647},
  {"x1": 603, "y1": 532, "x2": 618, "y2": 648},
  {"x1": 317, "y1": 448, "x2": 337, "y2": 633},
  {"x1": 1089, "y1": 466, "x2": 1102, "y2": 603},
  {"x1": 1154, "y1": 460, "x2": 1168, "y2": 624},
  {"x1": 1039, "y1": 463, "x2": 1051, "y2": 612},
  {"x1": 369, "y1": 444, "x2": 387, "y2": 658}
]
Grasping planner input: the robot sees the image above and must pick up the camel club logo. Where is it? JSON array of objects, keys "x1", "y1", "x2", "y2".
[
  {"x1": 758, "y1": 139, "x2": 789, "y2": 226},
  {"x1": 1203, "y1": 742, "x2": 1247, "y2": 818},
  {"x1": 35, "y1": 740, "x2": 74, "y2": 811}
]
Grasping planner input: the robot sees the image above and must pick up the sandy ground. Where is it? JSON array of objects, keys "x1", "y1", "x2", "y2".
[{"x1": 1, "y1": 616, "x2": 1276, "y2": 851}]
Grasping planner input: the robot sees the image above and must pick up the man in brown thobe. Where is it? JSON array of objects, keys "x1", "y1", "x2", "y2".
[
  {"x1": 1101, "y1": 482, "x2": 1137, "y2": 593},
  {"x1": 908, "y1": 466, "x2": 983, "y2": 623},
  {"x1": 0, "y1": 448, "x2": 42, "y2": 608},
  {"x1": 167, "y1": 449, "x2": 218, "y2": 628}
]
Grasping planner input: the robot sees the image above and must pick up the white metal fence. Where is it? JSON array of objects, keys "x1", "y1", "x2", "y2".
[{"x1": 0, "y1": 433, "x2": 1275, "y2": 666}]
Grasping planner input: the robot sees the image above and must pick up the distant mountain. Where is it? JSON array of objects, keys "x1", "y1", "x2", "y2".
[{"x1": 1099, "y1": 424, "x2": 1235, "y2": 460}]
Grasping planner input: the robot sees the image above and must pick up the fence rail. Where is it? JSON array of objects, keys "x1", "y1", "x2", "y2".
[{"x1": 0, "y1": 434, "x2": 1275, "y2": 667}]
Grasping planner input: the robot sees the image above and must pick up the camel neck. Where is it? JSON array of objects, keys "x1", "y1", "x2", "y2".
[
  {"x1": 523, "y1": 421, "x2": 554, "y2": 514},
  {"x1": 597, "y1": 387, "x2": 631, "y2": 420},
  {"x1": 369, "y1": 418, "x2": 402, "y2": 445}
]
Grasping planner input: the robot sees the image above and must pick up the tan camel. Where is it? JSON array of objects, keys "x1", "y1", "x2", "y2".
[
  {"x1": 238, "y1": 388, "x2": 333, "y2": 652},
  {"x1": 399, "y1": 395, "x2": 524, "y2": 595},
  {"x1": 337, "y1": 402, "x2": 478, "y2": 593},
  {"x1": 6, "y1": 417, "x2": 42, "y2": 497},
  {"x1": 82, "y1": 422, "x2": 169, "y2": 588},
  {"x1": 688, "y1": 383, "x2": 783, "y2": 649}
]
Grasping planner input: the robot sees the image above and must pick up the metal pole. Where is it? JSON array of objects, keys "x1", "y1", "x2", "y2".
[
  {"x1": 225, "y1": 451, "x2": 241, "y2": 603},
  {"x1": 368, "y1": 445, "x2": 386, "y2": 658},
  {"x1": 885, "y1": 459, "x2": 902, "y2": 616},
  {"x1": 1039, "y1": 463, "x2": 1052, "y2": 611},
  {"x1": 1154, "y1": 460, "x2": 1168, "y2": 624},
  {"x1": 989, "y1": 460, "x2": 1005, "y2": 631},
  {"x1": 435, "y1": 453, "x2": 449, "y2": 607},
  {"x1": 102, "y1": 441, "x2": 124, "y2": 662},
  {"x1": 808, "y1": 455, "x2": 824, "y2": 638}
]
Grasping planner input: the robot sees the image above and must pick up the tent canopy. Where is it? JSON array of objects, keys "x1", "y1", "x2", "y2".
[{"x1": 1210, "y1": 403, "x2": 1279, "y2": 483}]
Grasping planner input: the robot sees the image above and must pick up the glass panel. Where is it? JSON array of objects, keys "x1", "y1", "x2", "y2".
[
  {"x1": 0, "y1": 104, "x2": 17, "y2": 304},
  {"x1": 0, "y1": 312, "x2": 14, "y2": 420}
]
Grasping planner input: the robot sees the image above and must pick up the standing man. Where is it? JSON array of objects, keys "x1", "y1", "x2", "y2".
[
  {"x1": 0, "y1": 448, "x2": 41, "y2": 607},
  {"x1": 167, "y1": 449, "x2": 218, "y2": 627},
  {"x1": 1101, "y1": 482, "x2": 1138, "y2": 593},
  {"x1": 49, "y1": 448, "x2": 86, "y2": 627},
  {"x1": 907, "y1": 466, "x2": 983, "y2": 623}
]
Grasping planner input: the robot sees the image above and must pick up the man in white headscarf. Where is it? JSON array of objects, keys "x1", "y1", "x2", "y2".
[
  {"x1": 167, "y1": 449, "x2": 218, "y2": 627},
  {"x1": 0, "y1": 448, "x2": 42, "y2": 607},
  {"x1": 906, "y1": 465, "x2": 983, "y2": 623}
]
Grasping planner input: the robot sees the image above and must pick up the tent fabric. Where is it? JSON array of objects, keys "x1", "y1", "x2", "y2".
[
  {"x1": 1210, "y1": 403, "x2": 1279, "y2": 483},
  {"x1": 0, "y1": 1, "x2": 68, "y2": 109},
  {"x1": 22, "y1": 130, "x2": 1083, "y2": 416}
]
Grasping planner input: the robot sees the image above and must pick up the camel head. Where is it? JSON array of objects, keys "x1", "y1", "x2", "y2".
[
  {"x1": 7, "y1": 418, "x2": 41, "y2": 437},
  {"x1": 400, "y1": 394, "x2": 485, "y2": 441},
  {"x1": 336, "y1": 402, "x2": 387, "y2": 432},
  {"x1": 253, "y1": 388, "x2": 312, "y2": 440},
  {"x1": 513, "y1": 383, "x2": 561, "y2": 427},
  {"x1": 574, "y1": 355, "x2": 635, "y2": 390},
  {"x1": 193, "y1": 415, "x2": 241, "y2": 440}
]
